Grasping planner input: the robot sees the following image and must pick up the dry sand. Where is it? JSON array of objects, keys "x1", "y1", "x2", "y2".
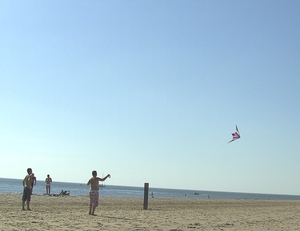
[{"x1": 1, "y1": 194, "x2": 300, "y2": 230}]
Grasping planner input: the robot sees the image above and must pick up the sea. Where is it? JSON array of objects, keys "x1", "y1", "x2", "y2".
[{"x1": 1, "y1": 178, "x2": 300, "y2": 200}]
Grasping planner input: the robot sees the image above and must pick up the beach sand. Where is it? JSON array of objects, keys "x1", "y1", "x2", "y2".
[{"x1": 1, "y1": 194, "x2": 300, "y2": 230}]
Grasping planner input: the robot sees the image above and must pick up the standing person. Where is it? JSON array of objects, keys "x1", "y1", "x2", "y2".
[
  {"x1": 22, "y1": 168, "x2": 34, "y2": 210},
  {"x1": 30, "y1": 173, "x2": 37, "y2": 195},
  {"x1": 87, "y1": 171, "x2": 111, "y2": 215},
  {"x1": 45, "y1": 174, "x2": 52, "y2": 195}
]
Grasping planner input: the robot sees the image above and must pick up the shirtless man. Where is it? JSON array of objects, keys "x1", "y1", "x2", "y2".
[
  {"x1": 22, "y1": 168, "x2": 34, "y2": 210},
  {"x1": 45, "y1": 174, "x2": 52, "y2": 195},
  {"x1": 87, "y1": 171, "x2": 111, "y2": 215}
]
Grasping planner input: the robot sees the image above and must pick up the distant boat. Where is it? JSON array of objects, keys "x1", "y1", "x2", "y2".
[
  {"x1": 194, "y1": 192, "x2": 199, "y2": 195},
  {"x1": 100, "y1": 174, "x2": 105, "y2": 189}
]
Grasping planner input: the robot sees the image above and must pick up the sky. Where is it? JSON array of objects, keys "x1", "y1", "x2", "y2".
[{"x1": 1, "y1": 1, "x2": 300, "y2": 195}]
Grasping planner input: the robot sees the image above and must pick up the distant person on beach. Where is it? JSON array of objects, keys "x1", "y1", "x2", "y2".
[
  {"x1": 22, "y1": 168, "x2": 34, "y2": 210},
  {"x1": 45, "y1": 174, "x2": 52, "y2": 195},
  {"x1": 59, "y1": 190, "x2": 69, "y2": 196},
  {"x1": 87, "y1": 171, "x2": 111, "y2": 215},
  {"x1": 30, "y1": 173, "x2": 36, "y2": 194}
]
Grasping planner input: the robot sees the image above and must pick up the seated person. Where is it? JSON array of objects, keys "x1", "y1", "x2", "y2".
[{"x1": 59, "y1": 190, "x2": 69, "y2": 195}]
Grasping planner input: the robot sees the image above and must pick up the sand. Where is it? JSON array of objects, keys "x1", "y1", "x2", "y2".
[{"x1": 1, "y1": 194, "x2": 300, "y2": 231}]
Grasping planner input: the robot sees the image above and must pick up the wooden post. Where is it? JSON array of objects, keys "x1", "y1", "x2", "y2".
[{"x1": 143, "y1": 183, "x2": 149, "y2": 210}]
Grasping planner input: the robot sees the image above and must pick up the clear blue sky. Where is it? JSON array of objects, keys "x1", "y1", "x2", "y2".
[{"x1": 1, "y1": 1, "x2": 300, "y2": 195}]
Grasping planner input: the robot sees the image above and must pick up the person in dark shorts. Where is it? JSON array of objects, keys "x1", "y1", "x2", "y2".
[{"x1": 22, "y1": 168, "x2": 34, "y2": 210}]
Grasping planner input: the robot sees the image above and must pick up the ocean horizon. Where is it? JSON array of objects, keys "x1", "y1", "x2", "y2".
[{"x1": 1, "y1": 178, "x2": 300, "y2": 200}]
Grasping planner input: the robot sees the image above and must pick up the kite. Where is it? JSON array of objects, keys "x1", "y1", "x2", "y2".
[{"x1": 228, "y1": 125, "x2": 240, "y2": 143}]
